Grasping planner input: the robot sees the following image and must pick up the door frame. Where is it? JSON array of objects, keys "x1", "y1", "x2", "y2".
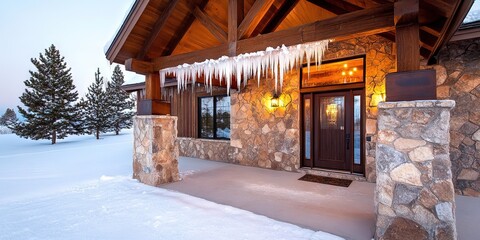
[{"x1": 299, "y1": 55, "x2": 366, "y2": 175}]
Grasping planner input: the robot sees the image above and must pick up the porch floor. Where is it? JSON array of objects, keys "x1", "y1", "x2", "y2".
[{"x1": 161, "y1": 157, "x2": 480, "y2": 240}]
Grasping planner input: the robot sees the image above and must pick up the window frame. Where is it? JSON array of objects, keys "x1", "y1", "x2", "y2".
[{"x1": 197, "y1": 95, "x2": 231, "y2": 140}]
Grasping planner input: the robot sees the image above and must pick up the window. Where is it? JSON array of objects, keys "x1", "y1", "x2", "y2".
[
  {"x1": 198, "y1": 96, "x2": 231, "y2": 139},
  {"x1": 301, "y1": 57, "x2": 365, "y2": 88}
]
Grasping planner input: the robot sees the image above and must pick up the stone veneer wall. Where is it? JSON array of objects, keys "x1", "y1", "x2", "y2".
[
  {"x1": 228, "y1": 35, "x2": 395, "y2": 180},
  {"x1": 133, "y1": 116, "x2": 180, "y2": 186},
  {"x1": 422, "y1": 38, "x2": 480, "y2": 196},
  {"x1": 178, "y1": 138, "x2": 233, "y2": 162},
  {"x1": 375, "y1": 100, "x2": 456, "y2": 239}
]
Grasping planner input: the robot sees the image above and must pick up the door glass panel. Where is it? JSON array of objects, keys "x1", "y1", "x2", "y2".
[
  {"x1": 318, "y1": 96, "x2": 345, "y2": 162},
  {"x1": 354, "y1": 95, "x2": 361, "y2": 164},
  {"x1": 304, "y1": 97, "x2": 311, "y2": 159}
]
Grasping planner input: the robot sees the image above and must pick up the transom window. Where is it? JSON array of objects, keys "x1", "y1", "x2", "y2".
[{"x1": 198, "y1": 96, "x2": 231, "y2": 139}]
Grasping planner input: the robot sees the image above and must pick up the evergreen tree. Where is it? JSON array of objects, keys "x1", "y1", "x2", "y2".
[
  {"x1": 0, "y1": 108, "x2": 18, "y2": 127},
  {"x1": 14, "y1": 45, "x2": 79, "y2": 144},
  {"x1": 106, "y1": 65, "x2": 134, "y2": 135},
  {"x1": 83, "y1": 68, "x2": 110, "y2": 139}
]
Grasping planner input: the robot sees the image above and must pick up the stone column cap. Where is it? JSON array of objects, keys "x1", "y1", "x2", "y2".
[{"x1": 378, "y1": 100, "x2": 455, "y2": 109}]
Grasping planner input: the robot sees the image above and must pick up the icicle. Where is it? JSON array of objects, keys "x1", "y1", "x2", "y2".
[{"x1": 162, "y1": 39, "x2": 330, "y2": 95}]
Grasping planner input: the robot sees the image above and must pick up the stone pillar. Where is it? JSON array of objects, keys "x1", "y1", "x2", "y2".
[
  {"x1": 375, "y1": 100, "x2": 456, "y2": 239},
  {"x1": 133, "y1": 116, "x2": 180, "y2": 186}
]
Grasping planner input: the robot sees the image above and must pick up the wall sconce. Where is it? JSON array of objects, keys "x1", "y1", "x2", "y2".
[
  {"x1": 370, "y1": 93, "x2": 386, "y2": 107},
  {"x1": 271, "y1": 94, "x2": 280, "y2": 108}
]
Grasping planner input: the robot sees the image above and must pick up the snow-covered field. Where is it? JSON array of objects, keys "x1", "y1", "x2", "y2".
[{"x1": 0, "y1": 130, "x2": 341, "y2": 240}]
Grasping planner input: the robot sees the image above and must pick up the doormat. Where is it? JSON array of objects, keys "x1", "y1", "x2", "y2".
[{"x1": 298, "y1": 174, "x2": 352, "y2": 187}]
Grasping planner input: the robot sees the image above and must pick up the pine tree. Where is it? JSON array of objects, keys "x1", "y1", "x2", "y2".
[
  {"x1": 83, "y1": 68, "x2": 110, "y2": 139},
  {"x1": 14, "y1": 45, "x2": 80, "y2": 144},
  {"x1": 0, "y1": 108, "x2": 18, "y2": 127},
  {"x1": 106, "y1": 65, "x2": 135, "y2": 135}
]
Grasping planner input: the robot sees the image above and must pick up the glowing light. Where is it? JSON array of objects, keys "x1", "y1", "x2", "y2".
[
  {"x1": 343, "y1": 63, "x2": 348, "y2": 68},
  {"x1": 370, "y1": 93, "x2": 386, "y2": 107},
  {"x1": 326, "y1": 103, "x2": 338, "y2": 124},
  {"x1": 271, "y1": 94, "x2": 280, "y2": 108},
  {"x1": 353, "y1": 67, "x2": 357, "y2": 71},
  {"x1": 341, "y1": 71, "x2": 346, "y2": 76}
]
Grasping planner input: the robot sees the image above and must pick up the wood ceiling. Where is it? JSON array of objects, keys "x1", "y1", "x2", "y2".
[{"x1": 106, "y1": 0, "x2": 474, "y2": 70}]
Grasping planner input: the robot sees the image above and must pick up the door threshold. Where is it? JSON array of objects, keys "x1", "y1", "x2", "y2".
[{"x1": 299, "y1": 167, "x2": 367, "y2": 182}]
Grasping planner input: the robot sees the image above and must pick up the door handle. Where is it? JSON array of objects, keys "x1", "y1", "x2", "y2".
[{"x1": 346, "y1": 133, "x2": 350, "y2": 150}]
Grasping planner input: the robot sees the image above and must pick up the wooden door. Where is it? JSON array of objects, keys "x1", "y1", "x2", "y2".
[
  {"x1": 314, "y1": 92, "x2": 349, "y2": 170},
  {"x1": 301, "y1": 90, "x2": 364, "y2": 174}
]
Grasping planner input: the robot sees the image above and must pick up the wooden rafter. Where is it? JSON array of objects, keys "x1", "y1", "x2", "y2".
[
  {"x1": 160, "y1": 0, "x2": 209, "y2": 56},
  {"x1": 308, "y1": 0, "x2": 396, "y2": 42},
  {"x1": 153, "y1": 4, "x2": 394, "y2": 70},
  {"x1": 137, "y1": 0, "x2": 180, "y2": 60},
  {"x1": 238, "y1": 0, "x2": 275, "y2": 39},
  {"x1": 228, "y1": 0, "x2": 244, "y2": 56},
  {"x1": 307, "y1": 0, "x2": 362, "y2": 13},
  {"x1": 193, "y1": 7, "x2": 228, "y2": 42},
  {"x1": 426, "y1": 0, "x2": 474, "y2": 64},
  {"x1": 125, "y1": 58, "x2": 154, "y2": 75},
  {"x1": 106, "y1": 0, "x2": 149, "y2": 62},
  {"x1": 254, "y1": 0, "x2": 300, "y2": 35},
  {"x1": 421, "y1": 0, "x2": 454, "y2": 18}
]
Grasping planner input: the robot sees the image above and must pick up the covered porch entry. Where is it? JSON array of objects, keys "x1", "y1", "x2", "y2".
[{"x1": 164, "y1": 156, "x2": 479, "y2": 240}]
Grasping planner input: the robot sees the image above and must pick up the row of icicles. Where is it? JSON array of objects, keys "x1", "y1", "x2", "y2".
[{"x1": 159, "y1": 39, "x2": 331, "y2": 94}]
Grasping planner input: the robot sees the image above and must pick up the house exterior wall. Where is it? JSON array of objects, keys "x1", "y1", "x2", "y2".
[
  {"x1": 175, "y1": 37, "x2": 479, "y2": 195},
  {"x1": 227, "y1": 35, "x2": 395, "y2": 180},
  {"x1": 423, "y1": 38, "x2": 480, "y2": 197}
]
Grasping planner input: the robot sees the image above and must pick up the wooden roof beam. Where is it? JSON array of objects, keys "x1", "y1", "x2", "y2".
[
  {"x1": 238, "y1": 0, "x2": 275, "y2": 39},
  {"x1": 153, "y1": 4, "x2": 394, "y2": 70},
  {"x1": 193, "y1": 7, "x2": 228, "y2": 43},
  {"x1": 106, "y1": 0, "x2": 149, "y2": 63},
  {"x1": 307, "y1": 0, "x2": 361, "y2": 13},
  {"x1": 394, "y1": 0, "x2": 420, "y2": 72},
  {"x1": 125, "y1": 58, "x2": 154, "y2": 75},
  {"x1": 160, "y1": 0, "x2": 209, "y2": 56},
  {"x1": 257, "y1": 0, "x2": 299, "y2": 34},
  {"x1": 137, "y1": 0, "x2": 180, "y2": 60},
  {"x1": 228, "y1": 0, "x2": 244, "y2": 56},
  {"x1": 426, "y1": 0, "x2": 474, "y2": 64},
  {"x1": 421, "y1": 0, "x2": 454, "y2": 18}
]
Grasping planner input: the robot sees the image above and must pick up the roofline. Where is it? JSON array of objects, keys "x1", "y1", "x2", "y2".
[
  {"x1": 122, "y1": 78, "x2": 179, "y2": 92},
  {"x1": 105, "y1": 0, "x2": 149, "y2": 64},
  {"x1": 122, "y1": 82, "x2": 146, "y2": 92}
]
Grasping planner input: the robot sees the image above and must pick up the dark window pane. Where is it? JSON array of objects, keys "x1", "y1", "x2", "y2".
[
  {"x1": 216, "y1": 96, "x2": 230, "y2": 139},
  {"x1": 200, "y1": 97, "x2": 214, "y2": 138}
]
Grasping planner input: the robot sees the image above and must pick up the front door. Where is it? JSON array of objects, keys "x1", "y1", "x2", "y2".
[{"x1": 302, "y1": 89, "x2": 364, "y2": 174}]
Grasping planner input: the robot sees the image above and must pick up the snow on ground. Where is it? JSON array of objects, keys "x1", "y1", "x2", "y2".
[{"x1": 0, "y1": 130, "x2": 342, "y2": 240}]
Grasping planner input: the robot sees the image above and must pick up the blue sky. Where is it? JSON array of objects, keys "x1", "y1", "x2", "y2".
[{"x1": 0, "y1": 0, "x2": 142, "y2": 115}]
